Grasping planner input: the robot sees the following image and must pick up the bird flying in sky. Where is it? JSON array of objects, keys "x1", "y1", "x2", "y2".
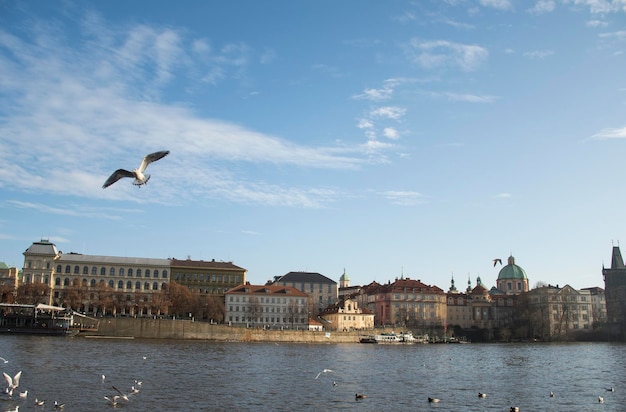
[
  {"x1": 102, "y1": 150, "x2": 169, "y2": 188},
  {"x1": 493, "y1": 258, "x2": 502, "y2": 267}
]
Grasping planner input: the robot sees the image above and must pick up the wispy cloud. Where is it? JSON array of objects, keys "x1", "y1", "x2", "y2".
[
  {"x1": 494, "y1": 193, "x2": 512, "y2": 199},
  {"x1": 406, "y1": 39, "x2": 488, "y2": 71},
  {"x1": 0, "y1": 11, "x2": 379, "y2": 209},
  {"x1": 380, "y1": 190, "x2": 427, "y2": 206},
  {"x1": 479, "y1": 0, "x2": 513, "y2": 10},
  {"x1": 562, "y1": 0, "x2": 626, "y2": 14},
  {"x1": 5, "y1": 200, "x2": 136, "y2": 220},
  {"x1": 529, "y1": 0, "x2": 556, "y2": 14},
  {"x1": 430, "y1": 91, "x2": 499, "y2": 103},
  {"x1": 523, "y1": 50, "x2": 555, "y2": 59},
  {"x1": 591, "y1": 126, "x2": 626, "y2": 139}
]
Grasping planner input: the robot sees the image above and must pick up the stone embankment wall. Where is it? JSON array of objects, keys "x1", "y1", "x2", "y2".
[{"x1": 91, "y1": 318, "x2": 363, "y2": 343}]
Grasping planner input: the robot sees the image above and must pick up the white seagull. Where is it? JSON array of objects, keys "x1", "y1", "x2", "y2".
[
  {"x1": 0, "y1": 357, "x2": 8, "y2": 364},
  {"x1": 34, "y1": 398, "x2": 45, "y2": 406},
  {"x1": 3, "y1": 371, "x2": 21, "y2": 394},
  {"x1": 112, "y1": 385, "x2": 129, "y2": 401},
  {"x1": 102, "y1": 150, "x2": 170, "y2": 188},
  {"x1": 19, "y1": 390, "x2": 27, "y2": 399},
  {"x1": 315, "y1": 369, "x2": 334, "y2": 379}
]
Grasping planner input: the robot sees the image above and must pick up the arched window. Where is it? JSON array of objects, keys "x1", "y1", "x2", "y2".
[
  {"x1": 153, "y1": 270, "x2": 159, "y2": 278},
  {"x1": 110, "y1": 267, "x2": 115, "y2": 276},
  {"x1": 65, "y1": 265, "x2": 71, "y2": 273},
  {"x1": 64, "y1": 277, "x2": 70, "y2": 286},
  {"x1": 82, "y1": 266, "x2": 88, "y2": 274},
  {"x1": 90, "y1": 279, "x2": 96, "y2": 287},
  {"x1": 91, "y1": 266, "x2": 97, "y2": 275},
  {"x1": 161, "y1": 282, "x2": 167, "y2": 290},
  {"x1": 82, "y1": 278, "x2": 88, "y2": 286},
  {"x1": 119, "y1": 268, "x2": 124, "y2": 276},
  {"x1": 118, "y1": 280, "x2": 124, "y2": 289},
  {"x1": 162, "y1": 270, "x2": 168, "y2": 278},
  {"x1": 126, "y1": 281, "x2": 132, "y2": 289},
  {"x1": 56, "y1": 265, "x2": 62, "y2": 273},
  {"x1": 135, "y1": 281, "x2": 141, "y2": 289},
  {"x1": 73, "y1": 266, "x2": 80, "y2": 274},
  {"x1": 144, "y1": 282, "x2": 150, "y2": 290},
  {"x1": 55, "y1": 277, "x2": 61, "y2": 286},
  {"x1": 136, "y1": 269, "x2": 142, "y2": 277},
  {"x1": 152, "y1": 282, "x2": 158, "y2": 290},
  {"x1": 108, "y1": 280, "x2": 114, "y2": 288},
  {"x1": 145, "y1": 269, "x2": 151, "y2": 278},
  {"x1": 100, "y1": 267, "x2": 106, "y2": 275},
  {"x1": 43, "y1": 275, "x2": 49, "y2": 285},
  {"x1": 128, "y1": 268, "x2": 133, "y2": 277}
]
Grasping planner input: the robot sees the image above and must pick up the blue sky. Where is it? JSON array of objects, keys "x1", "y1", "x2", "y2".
[{"x1": 1, "y1": 0, "x2": 625, "y2": 291}]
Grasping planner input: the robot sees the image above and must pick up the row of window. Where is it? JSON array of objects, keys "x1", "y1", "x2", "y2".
[
  {"x1": 58, "y1": 265, "x2": 168, "y2": 278},
  {"x1": 54, "y1": 277, "x2": 165, "y2": 291},
  {"x1": 228, "y1": 316, "x2": 307, "y2": 323},
  {"x1": 283, "y1": 282, "x2": 334, "y2": 293},
  {"x1": 173, "y1": 273, "x2": 240, "y2": 283},
  {"x1": 229, "y1": 306, "x2": 306, "y2": 313},
  {"x1": 228, "y1": 296, "x2": 306, "y2": 305}
]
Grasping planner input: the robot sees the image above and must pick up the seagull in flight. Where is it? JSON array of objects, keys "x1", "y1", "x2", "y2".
[
  {"x1": 0, "y1": 357, "x2": 8, "y2": 364},
  {"x1": 3, "y1": 371, "x2": 21, "y2": 394},
  {"x1": 102, "y1": 150, "x2": 170, "y2": 188},
  {"x1": 493, "y1": 258, "x2": 502, "y2": 267},
  {"x1": 315, "y1": 369, "x2": 334, "y2": 379}
]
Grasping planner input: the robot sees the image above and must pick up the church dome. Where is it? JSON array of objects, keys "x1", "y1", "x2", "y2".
[{"x1": 497, "y1": 256, "x2": 527, "y2": 280}]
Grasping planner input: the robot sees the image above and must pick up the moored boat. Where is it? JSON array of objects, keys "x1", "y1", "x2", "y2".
[{"x1": 0, "y1": 303, "x2": 79, "y2": 336}]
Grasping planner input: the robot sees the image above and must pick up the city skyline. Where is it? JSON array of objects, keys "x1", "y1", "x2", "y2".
[{"x1": 1, "y1": 1, "x2": 626, "y2": 290}]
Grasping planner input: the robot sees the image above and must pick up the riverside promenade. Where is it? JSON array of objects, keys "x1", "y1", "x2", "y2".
[{"x1": 89, "y1": 317, "x2": 362, "y2": 343}]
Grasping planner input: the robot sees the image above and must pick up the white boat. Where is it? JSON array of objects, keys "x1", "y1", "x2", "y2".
[{"x1": 374, "y1": 331, "x2": 422, "y2": 344}]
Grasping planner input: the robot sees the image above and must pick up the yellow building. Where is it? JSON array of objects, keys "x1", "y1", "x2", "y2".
[
  {"x1": 320, "y1": 296, "x2": 374, "y2": 331},
  {"x1": 170, "y1": 258, "x2": 247, "y2": 296}
]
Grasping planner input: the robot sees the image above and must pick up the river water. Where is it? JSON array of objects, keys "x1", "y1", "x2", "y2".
[{"x1": 0, "y1": 336, "x2": 624, "y2": 411}]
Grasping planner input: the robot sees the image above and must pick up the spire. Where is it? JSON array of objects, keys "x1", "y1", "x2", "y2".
[
  {"x1": 449, "y1": 273, "x2": 457, "y2": 292},
  {"x1": 476, "y1": 275, "x2": 482, "y2": 286},
  {"x1": 611, "y1": 245, "x2": 624, "y2": 269},
  {"x1": 508, "y1": 255, "x2": 515, "y2": 265}
]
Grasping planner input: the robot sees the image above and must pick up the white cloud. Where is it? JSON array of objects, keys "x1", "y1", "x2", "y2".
[
  {"x1": 0, "y1": 13, "x2": 374, "y2": 209},
  {"x1": 563, "y1": 0, "x2": 626, "y2": 14},
  {"x1": 383, "y1": 128, "x2": 400, "y2": 140},
  {"x1": 431, "y1": 92, "x2": 499, "y2": 103},
  {"x1": 479, "y1": 0, "x2": 513, "y2": 9},
  {"x1": 523, "y1": 50, "x2": 555, "y2": 59},
  {"x1": 494, "y1": 193, "x2": 512, "y2": 199},
  {"x1": 591, "y1": 126, "x2": 626, "y2": 139},
  {"x1": 370, "y1": 106, "x2": 407, "y2": 120},
  {"x1": 380, "y1": 191, "x2": 427, "y2": 206},
  {"x1": 407, "y1": 39, "x2": 488, "y2": 71},
  {"x1": 586, "y1": 19, "x2": 609, "y2": 27},
  {"x1": 529, "y1": 0, "x2": 557, "y2": 14}
]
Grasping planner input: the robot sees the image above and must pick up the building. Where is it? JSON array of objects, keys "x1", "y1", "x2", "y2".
[
  {"x1": 496, "y1": 255, "x2": 529, "y2": 295},
  {"x1": 272, "y1": 271, "x2": 337, "y2": 313},
  {"x1": 170, "y1": 258, "x2": 247, "y2": 296},
  {"x1": 364, "y1": 277, "x2": 446, "y2": 330},
  {"x1": 525, "y1": 284, "x2": 602, "y2": 339},
  {"x1": 0, "y1": 262, "x2": 18, "y2": 289},
  {"x1": 319, "y1": 295, "x2": 374, "y2": 331},
  {"x1": 603, "y1": 245, "x2": 626, "y2": 336},
  {"x1": 225, "y1": 284, "x2": 309, "y2": 328}
]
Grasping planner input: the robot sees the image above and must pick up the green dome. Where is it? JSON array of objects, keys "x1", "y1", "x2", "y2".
[{"x1": 497, "y1": 256, "x2": 527, "y2": 280}]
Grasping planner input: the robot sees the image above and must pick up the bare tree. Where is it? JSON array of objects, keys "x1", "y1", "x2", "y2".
[{"x1": 16, "y1": 283, "x2": 50, "y2": 304}]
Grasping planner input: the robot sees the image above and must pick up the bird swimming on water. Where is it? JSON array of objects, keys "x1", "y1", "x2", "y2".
[
  {"x1": 102, "y1": 150, "x2": 170, "y2": 188},
  {"x1": 478, "y1": 392, "x2": 486, "y2": 398},
  {"x1": 428, "y1": 397, "x2": 440, "y2": 403},
  {"x1": 355, "y1": 393, "x2": 366, "y2": 400}
]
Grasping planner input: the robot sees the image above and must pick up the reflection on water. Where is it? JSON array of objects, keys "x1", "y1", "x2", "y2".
[{"x1": 0, "y1": 336, "x2": 624, "y2": 411}]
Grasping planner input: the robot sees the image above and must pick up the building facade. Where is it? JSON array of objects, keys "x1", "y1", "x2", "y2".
[
  {"x1": 225, "y1": 284, "x2": 309, "y2": 328},
  {"x1": 170, "y1": 258, "x2": 247, "y2": 296},
  {"x1": 0, "y1": 262, "x2": 18, "y2": 289},
  {"x1": 319, "y1": 295, "x2": 374, "y2": 331},
  {"x1": 603, "y1": 245, "x2": 626, "y2": 337},
  {"x1": 272, "y1": 271, "x2": 337, "y2": 313},
  {"x1": 364, "y1": 277, "x2": 447, "y2": 330}
]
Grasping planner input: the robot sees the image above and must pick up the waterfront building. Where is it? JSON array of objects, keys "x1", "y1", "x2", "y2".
[
  {"x1": 170, "y1": 257, "x2": 247, "y2": 296},
  {"x1": 603, "y1": 245, "x2": 626, "y2": 337},
  {"x1": 496, "y1": 255, "x2": 529, "y2": 295},
  {"x1": 0, "y1": 262, "x2": 18, "y2": 289},
  {"x1": 525, "y1": 284, "x2": 602, "y2": 339},
  {"x1": 272, "y1": 271, "x2": 337, "y2": 314},
  {"x1": 319, "y1": 295, "x2": 374, "y2": 331},
  {"x1": 364, "y1": 277, "x2": 446, "y2": 330},
  {"x1": 224, "y1": 284, "x2": 309, "y2": 328}
]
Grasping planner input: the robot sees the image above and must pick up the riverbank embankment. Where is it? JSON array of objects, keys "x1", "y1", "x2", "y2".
[{"x1": 88, "y1": 317, "x2": 363, "y2": 343}]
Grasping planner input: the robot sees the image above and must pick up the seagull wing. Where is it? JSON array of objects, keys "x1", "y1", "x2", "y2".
[
  {"x1": 12, "y1": 371, "x2": 21, "y2": 388},
  {"x1": 3, "y1": 372, "x2": 12, "y2": 387},
  {"x1": 137, "y1": 150, "x2": 170, "y2": 173},
  {"x1": 102, "y1": 169, "x2": 134, "y2": 188}
]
